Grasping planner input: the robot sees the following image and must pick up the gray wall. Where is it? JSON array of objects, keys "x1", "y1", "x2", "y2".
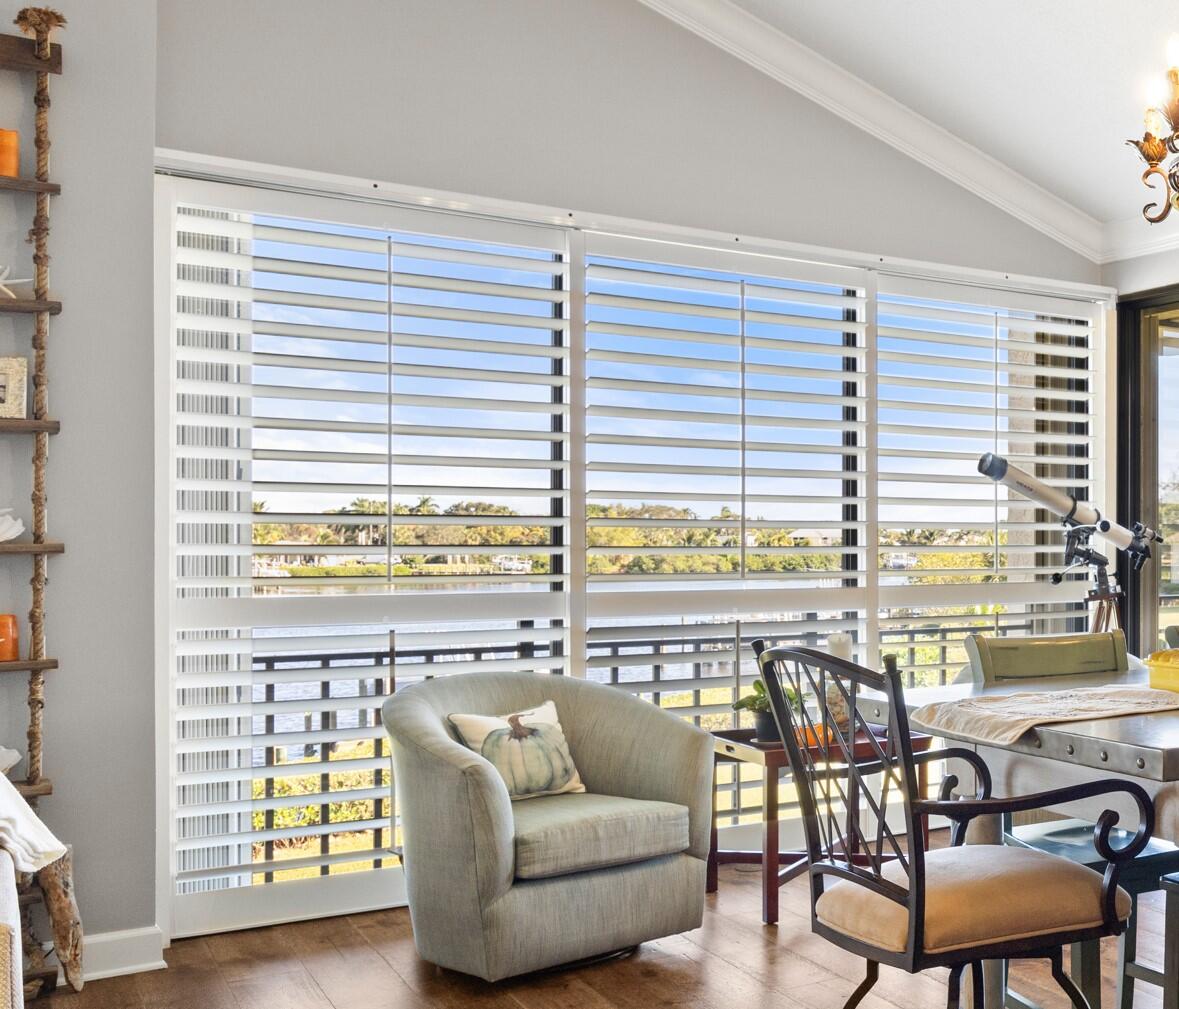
[
  {"x1": 156, "y1": 0, "x2": 1099, "y2": 284},
  {"x1": 1102, "y1": 251, "x2": 1179, "y2": 297},
  {"x1": 0, "y1": 0, "x2": 156, "y2": 935}
]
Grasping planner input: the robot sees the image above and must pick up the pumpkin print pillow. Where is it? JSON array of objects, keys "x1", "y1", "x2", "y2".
[{"x1": 448, "y1": 700, "x2": 585, "y2": 801}]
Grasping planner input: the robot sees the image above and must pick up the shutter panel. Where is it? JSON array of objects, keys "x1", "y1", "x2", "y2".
[
  {"x1": 584, "y1": 235, "x2": 869, "y2": 594},
  {"x1": 875, "y1": 276, "x2": 1100, "y2": 683},
  {"x1": 165, "y1": 181, "x2": 569, "y2": 934}
]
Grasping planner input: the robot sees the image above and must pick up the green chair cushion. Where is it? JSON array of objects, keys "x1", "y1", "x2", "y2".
[{"x1": 512, "y1": 792, "x2": 689, "y2": 880}]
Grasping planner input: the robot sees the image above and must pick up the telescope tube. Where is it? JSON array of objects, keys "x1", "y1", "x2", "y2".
[{"x1": 977, "y1": 452, "x2": 1135, "y2": 552}]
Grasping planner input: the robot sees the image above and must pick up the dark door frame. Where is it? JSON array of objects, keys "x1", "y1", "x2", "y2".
[{"x1": 1116, "y1": 284, "x2": 1179, "y2": 654}]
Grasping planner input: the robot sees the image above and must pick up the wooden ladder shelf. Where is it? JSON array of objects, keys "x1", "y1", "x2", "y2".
[{"x1": 0, "y1": 10, "x2": 78, "y2": 1002}]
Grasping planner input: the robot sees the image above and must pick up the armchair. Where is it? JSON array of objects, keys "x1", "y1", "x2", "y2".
[
  {"x1": 755, "y1": 644, "x2": 1154, "y2": 1009},
  {"x1": 382, "y1": 671, "x2": 713, "y2": 981}
]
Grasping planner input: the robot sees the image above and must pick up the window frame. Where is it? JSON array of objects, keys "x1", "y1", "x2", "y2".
[{"x1": 154, "y1": 164, "x2": 1114, "y2": 941}]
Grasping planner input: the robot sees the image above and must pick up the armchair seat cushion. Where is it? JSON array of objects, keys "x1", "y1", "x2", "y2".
[
  {"x1": 512, "y1": 793, "x2": 689, "y2": 880},
  {"x1": 815, "y1": 845, "x2": 1131, "y2": 954}
]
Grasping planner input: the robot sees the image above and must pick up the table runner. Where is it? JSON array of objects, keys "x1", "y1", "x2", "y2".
[{"x1": 911, "y1": 685, "x2": 1179, "y2": 746}]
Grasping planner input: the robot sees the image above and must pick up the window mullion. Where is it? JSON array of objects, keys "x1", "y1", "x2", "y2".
[
  {"x1": 566, "y1": 230, "x2": 587, "y2": 676},
  {"x1": 864, "y1": 271, "x2": 880, "y2": 669}
]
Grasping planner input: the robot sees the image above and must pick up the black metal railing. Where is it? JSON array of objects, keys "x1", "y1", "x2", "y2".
[{"x1": 242, "y1": 615, "x2": 1062, "y2": 871}]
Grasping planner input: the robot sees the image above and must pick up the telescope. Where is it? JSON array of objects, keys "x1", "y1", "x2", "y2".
[
  {"x1": 977, "y1": 453, "x2": 1162, "y2": 633},
  {"x1": 977, "y1": 453, "x2": 1161, "y2": 570}
]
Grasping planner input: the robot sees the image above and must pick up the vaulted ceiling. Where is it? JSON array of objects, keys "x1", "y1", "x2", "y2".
[{"x1": 639, "y1": 0, "x2": 1179, "y2": 263}]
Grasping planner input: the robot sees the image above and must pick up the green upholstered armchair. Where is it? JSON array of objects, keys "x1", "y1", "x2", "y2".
[{"x1": 382, "y1": 671, "x2": 713, "y2": 981}]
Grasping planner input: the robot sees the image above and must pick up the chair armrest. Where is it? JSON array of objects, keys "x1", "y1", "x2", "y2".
[
  {"x1": 916, "y1": 779, "x2": 1154, "y2": 929},
  {"x1": 383, "y1": 694, "x2": 515, "y2": 909},
  {"x1": 563, "y1": 683, "x2": 714, "y2": 860},
  {"x1": 914, "y1": 778, "x2": 1154, "y2": 857},
  {"x1": 844, "y1": 746, "x2": 993, "y2": 816}
]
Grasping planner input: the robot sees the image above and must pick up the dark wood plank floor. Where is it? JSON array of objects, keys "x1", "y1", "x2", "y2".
[{"x1": 42, "y1": 845, "x2": 1168, "y2": 1009}]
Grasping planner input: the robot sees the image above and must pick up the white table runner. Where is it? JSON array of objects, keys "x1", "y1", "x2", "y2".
[{"x1": 911, "y1": 685, "x2": 1179, "y2": 746}]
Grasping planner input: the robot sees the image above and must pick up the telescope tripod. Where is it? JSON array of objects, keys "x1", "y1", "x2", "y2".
[{"x1": 1086, "y1": 568, "x2": 1123, "y2": 634}]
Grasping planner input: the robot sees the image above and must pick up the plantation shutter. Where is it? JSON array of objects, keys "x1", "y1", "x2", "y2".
[
  {"x1": 580, "y1": 234, "x2": 872, "y2": 799},
  {"x1": 160, "y1": 174, "x2": 1111, "y2": 936},
  {"x1": 583, "y1": 234, "x2": 869, "y2": 594},
  {"x1": 875, "y1": 275, "x2": 1100, "y2": 682},
  {"x1": 162, "y1": 178, "x2": 569, "y2": 935}
]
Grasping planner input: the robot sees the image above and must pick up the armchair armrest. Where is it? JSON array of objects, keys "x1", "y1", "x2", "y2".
[
  {"x1": 562, "y1": 682, "x2": 714, "y2": 860},
  {"x1": 382, "y1": 694, "x2": 515, "y2": 909},
  {"x1": 915, "y1": 778, "x2": 1155, "y2": 929}
]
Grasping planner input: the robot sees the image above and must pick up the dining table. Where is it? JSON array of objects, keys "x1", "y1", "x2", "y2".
[{"x1": 862, "y1": 658, "x2": 1179, "y2": 1009}]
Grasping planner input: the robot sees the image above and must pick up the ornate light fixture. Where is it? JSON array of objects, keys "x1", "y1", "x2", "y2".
[{"x1": 1128, "y1": 36, "x2": 1179, "y2": 222}]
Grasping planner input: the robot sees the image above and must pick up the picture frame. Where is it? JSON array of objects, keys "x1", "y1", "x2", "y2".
[{"x1": 0, "y1": 356, "x2": 28, "y2": 419}]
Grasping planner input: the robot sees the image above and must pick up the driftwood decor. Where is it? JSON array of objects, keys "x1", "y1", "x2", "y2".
[
  {"x1": 0, "y1": 8, "x2": 80, "y2": 999},
  {"x1": 35, "y1": 847, "x2": 79, "y2": 990}
]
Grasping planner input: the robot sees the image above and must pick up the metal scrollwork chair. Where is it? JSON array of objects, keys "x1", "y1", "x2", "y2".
[{"x1": 753, "y1": 642, "x2": 1156, "y2": 1009}]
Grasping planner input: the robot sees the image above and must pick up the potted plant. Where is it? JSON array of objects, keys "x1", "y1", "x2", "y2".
[{"x1": 732, "y1": 679, "x2": 799, "y2": 743}]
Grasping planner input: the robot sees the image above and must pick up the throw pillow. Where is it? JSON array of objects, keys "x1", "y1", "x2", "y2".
[{"x1": 448, "y1": 700, "x2": 584, "y2": 800}]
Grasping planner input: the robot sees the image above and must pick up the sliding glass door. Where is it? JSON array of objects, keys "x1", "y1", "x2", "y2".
[
  {"x1": 1160, "y1": 329, "x2": 1179, "y2": 646},
  {"x1": 1133, "y1": 307, "x2": 1179, "y2": 651}
]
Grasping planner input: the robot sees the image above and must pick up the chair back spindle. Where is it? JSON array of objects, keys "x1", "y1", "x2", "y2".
[{"x1": 753, "y1": 641, "x2": 926, "y2": 956}]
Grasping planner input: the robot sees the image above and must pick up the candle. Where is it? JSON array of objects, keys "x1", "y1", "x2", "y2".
[
  {"x1": 826, "y1": 631, "x2": 853, "y2": 660},
  {"x1": 0, "y1": 614, "x2": 18, "y2": 661},
  {"x1": 0, "y1": 131, "x2": 17, "y2": 178}
]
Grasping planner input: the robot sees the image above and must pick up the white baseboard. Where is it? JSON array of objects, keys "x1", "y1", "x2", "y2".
[{"x1": 71, "y1": 925, "x2": 166, "y2": 982}]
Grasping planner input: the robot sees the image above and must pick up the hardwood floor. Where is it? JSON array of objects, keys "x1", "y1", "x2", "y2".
[{"x1": 42, "y1": 846, "x2": 1169, "y2": 1008}]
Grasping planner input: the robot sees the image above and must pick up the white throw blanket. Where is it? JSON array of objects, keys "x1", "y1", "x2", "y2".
[
  {"x1": 911, "y1": 685, "x2": 1179, "y2": 746},
  {"x1": 0, "y1": 774, "x2": 64, "y2": 873}
]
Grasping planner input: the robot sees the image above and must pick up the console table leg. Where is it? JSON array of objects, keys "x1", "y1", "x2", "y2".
[
  {"x1": 706, "y1": 762, "x2": 719, "y2": 893},
  {"x1": 762, "y1": 767, "x2": 779, "y2": 925}
]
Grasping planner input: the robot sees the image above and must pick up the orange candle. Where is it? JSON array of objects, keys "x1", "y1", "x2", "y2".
[
  {"x1": 0, "y1": 131, "x2": 17, "y2": 178},
  {"x1": 0, "y1": 614, "x2": 18, "y2": 661}
]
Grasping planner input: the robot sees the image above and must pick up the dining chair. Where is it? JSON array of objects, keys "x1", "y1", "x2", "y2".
[
  {"x1": 964, "y1": 630, "x2": 1128, "y2": 683},
  {"x1": 753, "y1": 642, "x2": 1155, "y2": 1009}
]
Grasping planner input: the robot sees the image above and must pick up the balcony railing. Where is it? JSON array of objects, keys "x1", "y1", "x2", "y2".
[{"x1": 240, "y1": 616, "x2": 1060, "y2": 880}]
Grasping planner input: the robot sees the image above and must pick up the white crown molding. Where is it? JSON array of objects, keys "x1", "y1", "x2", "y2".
[
  {"x1": 1099, "y1": 213, "x2": 1179, "y2": 265},
  {"x1": 637, "y1": 0, "x2": 1107, "y2": 264}
]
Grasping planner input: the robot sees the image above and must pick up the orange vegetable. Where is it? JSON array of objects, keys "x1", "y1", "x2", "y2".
[{"x1": 795, "y1": 724, "x2": 834, "y2": 747}]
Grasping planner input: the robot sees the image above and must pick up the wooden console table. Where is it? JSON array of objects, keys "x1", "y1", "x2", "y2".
[{"x1": 706, "y1": 726, "x2": 932, "y2": 924}]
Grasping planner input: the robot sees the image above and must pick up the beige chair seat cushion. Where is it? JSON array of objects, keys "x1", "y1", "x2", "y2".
[
  {"x1": 815, "y1": 845, "x2": 1131, "y2": 955},
  {"x1": 512, "y1": 793, "x2": 689, "y2": 880}
]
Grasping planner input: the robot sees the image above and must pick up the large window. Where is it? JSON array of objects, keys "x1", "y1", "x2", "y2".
[{"x1": 159, "y1": 178, "x2": 1106, "y2": 935}]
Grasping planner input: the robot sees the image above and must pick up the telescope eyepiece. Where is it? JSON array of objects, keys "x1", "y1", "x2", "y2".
[{"x1": 978, "y1": 453, "x2": 1007, "y2": 481}]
